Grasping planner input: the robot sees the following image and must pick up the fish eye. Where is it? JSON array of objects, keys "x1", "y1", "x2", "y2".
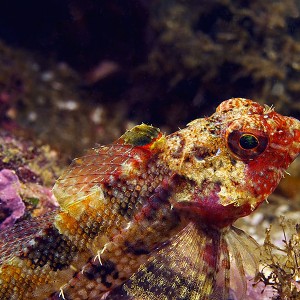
[
  {"x1": 227, "y1": 130, "x2": 268, "y2": 160},
  {"x1": 239, "y1": 134, "x2": 259, "y2": 150}
]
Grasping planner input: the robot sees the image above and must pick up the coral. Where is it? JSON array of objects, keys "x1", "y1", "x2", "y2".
[{"x1": 0, "y1": 169, "x2": 24, "y2": 230}]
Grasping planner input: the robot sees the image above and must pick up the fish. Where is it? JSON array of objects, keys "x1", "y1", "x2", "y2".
[{"x1": 0, "y1": 98, "x2": 300, "y2": 300}]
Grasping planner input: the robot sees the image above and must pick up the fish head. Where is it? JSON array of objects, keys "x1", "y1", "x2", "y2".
[{"x1": 163, "y1": 98, "x2": 300, "y2": 227}]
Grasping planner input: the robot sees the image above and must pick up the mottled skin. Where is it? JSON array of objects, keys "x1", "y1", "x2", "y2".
[{"x1": 0, "y1": 98, "x2": 300, "y2": 300}]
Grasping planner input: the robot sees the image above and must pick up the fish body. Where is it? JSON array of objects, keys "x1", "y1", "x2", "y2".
[{"x1": 0, "y1": 98, "x2": 300, "y2": 300}]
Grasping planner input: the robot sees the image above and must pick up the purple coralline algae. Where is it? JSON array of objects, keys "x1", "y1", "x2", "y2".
[
  {"x1": 0, "y1": 169, "x2": 25, "y2": 231},
  {"x1": 0, "y1": 129, "x2": 62, "y2": 230}
]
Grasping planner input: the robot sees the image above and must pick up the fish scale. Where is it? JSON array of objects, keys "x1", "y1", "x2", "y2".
[{"x1": 0, "y1": 98, "x2": 300, "y2": 300}]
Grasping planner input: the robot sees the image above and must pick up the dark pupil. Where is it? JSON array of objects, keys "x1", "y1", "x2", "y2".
[{"x1": 239, "y1": 134, "x2": 259, "y2": 149}]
